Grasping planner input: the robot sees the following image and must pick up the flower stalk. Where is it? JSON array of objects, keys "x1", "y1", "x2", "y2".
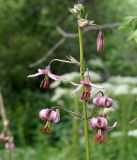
[
  {"x1": 78, "y1": 25, "x2": 91, "y2": 160},
  {"x1": 0, "y1": 93, "x2": 15, "y2": 160}
]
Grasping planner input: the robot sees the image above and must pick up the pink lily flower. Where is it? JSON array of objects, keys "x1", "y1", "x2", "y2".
[
  {"x1": 5, "y1": 142, "x2": 15, "y2": 150},
  {"x1": 89, "y1": 116, "x2": 117, "y2": 144},
  {"x1": 71, "y1": 71, "x2": 103, "y2": 101},
  {"x1": 39, "y1": 108, "x2": 60, "y2": 134},
  {"x1": 0, "y1": 134, "x2": 5, "y2": 143},
  {"x1": 27, "y1": 65, "x2": 65, "y2": 89},
  {"x1": 93, "y1": 96, "x2": 113, "y2": 108}
]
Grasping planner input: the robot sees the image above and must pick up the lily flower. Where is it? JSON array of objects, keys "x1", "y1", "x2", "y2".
[
  {"x1": 27, "y1": 65, "x2": 65, "y2": 89},
  {"x1": 71, "y1": 71, "x2": 103, "y2": 101},
  {"x1": 5, "y1": 142, "x2": 15, "y2": 150},
  {"x1": 89, "y1": 116, "x2": 117, "y2": 144},
  {"x1": 39, "y1": 108, "x2": 60, "y2": 134},
  {"x1": 93, "y1": 96, "x2": 113, "y2": 108}
]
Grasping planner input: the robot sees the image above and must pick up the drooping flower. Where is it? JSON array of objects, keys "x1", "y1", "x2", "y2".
[
  {"x1": 5, "y1": 142, "x2": 15, "y2": 150},
  {"x1": 89, "y1": 116, "x2": 117, "y2": 144},
  {"x1": 97, "y1": 31, "x2": 104, "y2": 52},
  {"x1": 39, "y1": 108, "x2": 60, "y2": 134},
  {"x1": 93, "y1": 96, "x2": 113, "y2": 108},
  {"x1": 27, "y1": 65, "x2": 65, "y2": 89},
  {"x1": 71, "y1": 71, "x2": 103, "y2": 101}
]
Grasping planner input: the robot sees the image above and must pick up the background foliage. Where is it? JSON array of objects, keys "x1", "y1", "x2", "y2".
[{"x1": 0, "y1": 0, "x2": 137, "y2": 159}]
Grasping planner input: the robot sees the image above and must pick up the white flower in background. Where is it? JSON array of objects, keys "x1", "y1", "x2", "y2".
[
  {"x1": 131, "y1": 88, "x2": 137, "y2": 95},
  {"x1": 99, "y1": 83, "x2": 114, "y2": 94},
  {"x1": 113, "y1": 84, "x2": 130, "y2": 95},
  {"x1": 128, "y1": 129, "x2": 137, "y2": 137},
  {"x1": 111, "y1": 131, "x2": 123, "y2": 137},
  {"x1": 111, "y1": 129, "x2": 137, "y2": 138},
  {"x1": 109, "y1": 76, "x2": 137, "y2": 85},
  {"x1": 62, "y1": 72, "x2": 79, "y2": 83},
  {"x1": 51, "y1": 87, "x2": 72, "y2": 102}
]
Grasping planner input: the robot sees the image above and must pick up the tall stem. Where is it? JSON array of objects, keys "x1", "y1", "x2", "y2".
[
  {"x1": 78, "y1": 26, "x2": 91, "y2": 160},
  {"x1": 72, "y1": 96, "x2": 79, "y2": 160}
]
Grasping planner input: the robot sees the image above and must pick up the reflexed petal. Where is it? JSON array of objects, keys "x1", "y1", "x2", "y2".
[
  {"x1": 97, "y1": 117, "x2": 108, "y2": 128},
  {"x1": 89, "y1": 118, "x2": 98, "y2": 129},
  {"x1": 93, "y1": 96, "x2": 113, "y2": 108},
  {"x1": 53, "y1": 109, "x2": 60, "y2": 123},
  {"x1": 48, "y1": 109, "x2": 60, "y2": 123},
  {"x1": 106, "y1": 122, "x2": 117, "y2": 131},
  {"x1": 93, "y1": 97, "x2": 99, "y2": 106},
  {"x1": 70, "y1": 82, "x2": 80, "y2": 86},
  {"x1": 48, "y1": 72, "x2": 65, "y2": 81},
  {"x1": 90, "y1": 83, "x2": 104, "y2": 89},
  {"x1": 72, "y1": 84, "x2": 83, "y2": 95},
  {"x1": 27, "y1": 72, "x2": 43, "y2": 78},
  {"x1": 39, "y1": 109, "x2": 51, "y2": 121}
]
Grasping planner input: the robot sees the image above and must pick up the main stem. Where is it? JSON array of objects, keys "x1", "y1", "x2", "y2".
[{"x1": 78, "y1": 26, "x2": 91, "y2": 160}]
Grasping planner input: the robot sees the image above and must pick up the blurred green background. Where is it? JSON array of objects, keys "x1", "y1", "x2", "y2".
[{"x1": 0, "y1": 0, "x2": 137, "y2": 159}]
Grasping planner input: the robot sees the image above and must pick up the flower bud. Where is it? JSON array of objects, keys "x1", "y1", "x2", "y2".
[{"x1": 97, "y1": 31, "x2": 104, "y2": 52}]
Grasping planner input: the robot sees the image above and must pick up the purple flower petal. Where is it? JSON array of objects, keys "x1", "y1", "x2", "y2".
[
  {"x1": 48, "y1": 72, "x2": 64, "y2": 81},
  {"x1": 48, "y1": 109, "x2": 60, "y2": 123},
  {"x1": 97, "y1": 117, "x2": 108, "y2": 128},
  {"x1": 39, "y1": 109, "x2": 51, "y2": 121},
  {"x1": 90, "y1": 83, "x2": 103, "y2": 89},
  {"x1": 89, "y1": 118, "x2": 98, "y2": 129},
  {"x1": 27, "y1": 72, "x2": 43, "y2": 78},
  {"x1": 106, "y1": 122, "x2": 117, "y2": 131},
  {"x1": 27, "y1": 68, "x2": 48, "y2": 78}
]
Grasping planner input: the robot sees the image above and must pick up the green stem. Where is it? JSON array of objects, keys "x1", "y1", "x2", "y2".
[
  {"x1": 72, "y1": 96, "x2": 79, "y2": 160},
  {"x1": 49, "y1": 59, "x2": 79, "y2": 65},
  {"x1": 78, "y1": 26, "x2": 91, "y2": 160}
]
